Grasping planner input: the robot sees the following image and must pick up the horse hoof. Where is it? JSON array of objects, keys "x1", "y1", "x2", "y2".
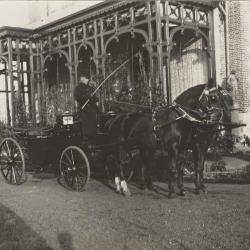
[
  {"x1": 123, "y1": 190, "x2": 132, "y2": 197},
  {"x1": 168, "y1": 192, "x2": 175, "y2": 199},
  {"x1": 115, "y1": 189, "x2": 122, "y2": 194},
  {"x1": 179, "y1": 191, "x2": 185, "y2": 196},
  {"x1": 148, "y1": 185, "x2": 156, "y2": 191},
  {"x1": 202, "y1": 189, "x2": 208, "y2": 195},
  {"x1": 195, "y1": 189, "x2": 200, "y2": 195}
]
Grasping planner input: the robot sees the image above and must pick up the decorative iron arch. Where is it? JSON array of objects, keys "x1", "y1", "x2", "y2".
[
  {"x1": 169, "y1": 26, "x2": 210, "y2": 53},
  {"x1": 76, "y1": 41, "x2": 96, "y2": 68},
  {"x1": 104, "y1": 29, "x2": 149, "y2": 54},
  {"x1": 168, "y1": 26, "x2": 211, "y2": 102},
  {"x1": 43, "y1": 49, "x2": 69, "y2": 69}
]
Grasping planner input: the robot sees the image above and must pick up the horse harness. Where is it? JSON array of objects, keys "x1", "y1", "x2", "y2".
[{"x1": 153, "y1": 102, "x2": 206, "y2": 131}]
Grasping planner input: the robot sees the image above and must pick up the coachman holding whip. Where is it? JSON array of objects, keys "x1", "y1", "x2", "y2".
[
  {"x1": 74, "y1": 76, "x2": 99, "y2": 144},
  {"x1": 74, "y1": 53, "x2": 139, "y2": 144}
]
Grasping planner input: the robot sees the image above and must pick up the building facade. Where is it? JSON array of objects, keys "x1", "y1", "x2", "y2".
[{"x1": 2, "y1": 0, "x2": 249, "y2": 137}]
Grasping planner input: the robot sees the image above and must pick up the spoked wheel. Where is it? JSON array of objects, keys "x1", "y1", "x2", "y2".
[
  {"x1": 0, "y1": 137, "x2": 26, "y2": 185},
  {"x1": 120, "y1": 147, "x2": 135, "y2": 182},
  {"x1": 60, "y1": 146, "x2": 90, "y2": 191}
]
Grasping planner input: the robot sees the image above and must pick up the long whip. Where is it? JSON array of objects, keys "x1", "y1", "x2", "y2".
[{"x1": 81, "y1": 53, "x2": 138, "y2": 110}]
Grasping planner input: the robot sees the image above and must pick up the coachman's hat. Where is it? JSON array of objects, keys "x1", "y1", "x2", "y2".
[{"x1": 80, "y1": 76, "x2": 89, "y2": 84}]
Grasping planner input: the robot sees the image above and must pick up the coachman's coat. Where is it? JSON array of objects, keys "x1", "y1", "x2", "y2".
[{"x1": 74, "y1": 82, "x2": 99, "y2": 143}]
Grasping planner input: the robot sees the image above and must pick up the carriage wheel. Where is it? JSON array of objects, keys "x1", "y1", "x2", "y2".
[
  {"x1": 0, "y1": 137, "x2": 26, "y2": 185},
  {"x1": 60, "y1": 146, "x2": 90, "y2": 191},
  {"x1": 120, "y1": 147, "x2": 134, "y2": 182}
]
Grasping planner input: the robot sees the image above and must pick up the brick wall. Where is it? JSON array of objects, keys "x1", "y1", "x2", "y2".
[
  {"x1": 228, "y1": 1, "x2": 250, "y2": 135},
  {"x1": 228, "y1": 1, "x2": 250, "y2": 112},
  {"x1": 214, "y1": 8, "x2": 227, "y2": 87}
]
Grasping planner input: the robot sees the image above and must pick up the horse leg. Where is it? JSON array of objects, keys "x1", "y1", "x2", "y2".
[
  {"x1": 193, "y1": 145, "x2": 206, "y2": 194},
  {"x1": 176, "y1": 152, "x2": 185, "y2": 196},
  {"x1": 140, "y1": 149, "x2": 154, "y2": 190},
  {"x1": 167, "y1": 143, "x2": 178, "y2": 198},
  {"x1": 140, "y1": 164, "x2": 147, "y2": 190},
  {"x1": 115, "y1": 176, "x2": 122, "y2": 194},
  {"x1": 119, "y1": 146, "x2": 131, "y2": 197},
  {"x1": 112, "y1": 153, "x2": 122, "y2": 194},
  {"x1": 200, "y1": 169, "x2": 207, "y2": 194}
]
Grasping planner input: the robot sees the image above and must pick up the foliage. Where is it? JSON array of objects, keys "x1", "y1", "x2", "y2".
[
  {"x1": 238, "y1": 134, "x2": 250, "y2": 146},
  {"x1": 43, "y1": 86, "x2": 74, "y2": 126},
  {"x1": 209, "y1": 133, "x2": 235, "y2": 154},
  {"x1": 210, "y1": 160, "x2": 227, "y2": 172},
  {"x1": 0, "y1": 121, "x2": 17, "y2": 142},
  {"x1": 105, "y1": 52, "x2": 165, "y2": 108},
  {"x1": 13, "y1": 94, "x2": 29, "y2": 127}
]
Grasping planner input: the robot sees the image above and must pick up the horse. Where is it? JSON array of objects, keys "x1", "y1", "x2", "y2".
[
  {"x1": 154, "y1": 82, "x2": 232, "y2": 197},
  {"x1": 105, "y1": 111, "x2": 157, "y2": 196}
]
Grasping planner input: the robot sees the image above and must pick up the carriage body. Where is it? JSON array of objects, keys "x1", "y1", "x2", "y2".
[
  {"x1": 16, "y1": 114, "x2": 82, "y2": 168},
  {"x1": 0, "y1": 112, "x2": 128, "y2": 191}
]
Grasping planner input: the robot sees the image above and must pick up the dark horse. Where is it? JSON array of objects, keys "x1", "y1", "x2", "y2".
[
  {"x1": 154, "y1": 83, "x2": 232, "y2": 197},
  {"x1": 105, "y1": 111, "x2": 157, "y2": 196}
]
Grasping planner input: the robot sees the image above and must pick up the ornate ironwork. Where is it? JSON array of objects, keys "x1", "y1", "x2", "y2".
[
  {"x1": 76, "y1": 26, "x2": 83, "y2": 40},
  {"x1": 118, "y1": 10, "x2": 131, "y2": 27},
  {"x1": 2, "y1": 40, "x2": 8, "y2": 52},
  {"x1": 103, "y1": 15, "x2": 115, "y2": 31},
  {"x1": 19, "y1": 40, "x2": 29, "y2": 52},
  {"x1": 52, "y1": 36, "x2": 58, "y2": 48},
  {"x1": 60, "y1": 32, "x2": 68, "y2": 45},
  {"x1": 183, "y1": 7, "x2": 195, "y2": 23},
  {"x1": 198, "y1": 10, "x2": 208, "y2": 25},
  {"x1": 42, "y1": 39, "x2": 49, "y2": 51},
  {"x1": 134, "y1": 5, "x2": 148, "y2": 22},
  {"x1": 168, "y1": 4, "x2": 180, "y2": 20},
  {"x1": 86, "y1": 22, "x2": 94, "y2": 37}
]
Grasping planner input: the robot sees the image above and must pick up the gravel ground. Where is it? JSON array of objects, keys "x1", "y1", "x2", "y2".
[{"x1": 0, "y1": 173, "x2": 250, "y2": 250}]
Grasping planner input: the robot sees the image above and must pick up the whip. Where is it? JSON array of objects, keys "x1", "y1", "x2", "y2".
[{"x1": 81, "y1": 53, "x2": 139, "y2": 110}]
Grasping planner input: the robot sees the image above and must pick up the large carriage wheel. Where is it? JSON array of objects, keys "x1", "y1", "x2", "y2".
[
  {"x1": 0, "y1": 137, "x2": 26, "y2": 185},
  {"x1": 60, "y1": 146, "x2": 90, "y2": 191}
]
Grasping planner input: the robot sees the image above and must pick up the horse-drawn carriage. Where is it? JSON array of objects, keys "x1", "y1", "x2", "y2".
[
  {"x1": 0, "y1": 81, "x2": 245, "y2": 197},
  {"x1": 0, "y1": 111, "x2": 126, "y2": 191}
]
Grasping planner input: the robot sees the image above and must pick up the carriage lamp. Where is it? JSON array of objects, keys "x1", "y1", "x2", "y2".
[{"x1": 62, "y1": 115, "x2": 74, "y2": 125}]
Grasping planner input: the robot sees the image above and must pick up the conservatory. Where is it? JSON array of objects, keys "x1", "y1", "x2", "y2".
[{"x1": 0, "y1": 0, "x2": 222, "y2": 126}]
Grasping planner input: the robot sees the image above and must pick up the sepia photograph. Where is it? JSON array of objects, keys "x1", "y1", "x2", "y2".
[{"x1": 0, "y1": 0, "x2": 250, "y2": 249}]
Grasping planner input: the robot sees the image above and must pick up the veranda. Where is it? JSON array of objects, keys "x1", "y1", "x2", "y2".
[{"x1": 0, "y1": 0, "x2": 222, "y2": 127}]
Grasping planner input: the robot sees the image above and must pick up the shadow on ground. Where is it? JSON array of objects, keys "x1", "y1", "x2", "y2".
[{"x1": 0, "y1": 203, "x2": 53, "y2": 250}]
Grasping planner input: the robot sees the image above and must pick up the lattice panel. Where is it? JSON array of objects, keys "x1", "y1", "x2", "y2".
[
  {"x1": 2, "y1": 40, "x2": 8, "y2": 52},
  {"x1": 168, "y1": 4, "x2": 180, "y2": 20},
  {"x1": 118, "y1": 10, "x2": 130, "y2": 27},
  {"x1": 183, "y1": 8, "x2": 195, "y2": 23},
  {"x1": 198, "y1": 10, "x2": 208, "y2": 25},
  {"x1": 52, "y1": 36, "x2": 58, "y2": 48},
  {"x1": 42, "y1": 39, "x2": 49, "y2": 51},
  {"x1": 134, "y1": 5, "x2": 148, "y2": 22},
  {"x1": 86, "y1": 22, "x2": 94, "y2": 37},
  {"x1": 103, "y1": 16, "x2": 115, "y2": 31},
  {"x1": 60, "y1": 32, "x2": 68, "y2": 45},
  {"x1": 31, "y1": 42, "x2": 37, "y2": 53},
  {"x1": 76, "y1": 26, "x2": 83, "y2": 40}
]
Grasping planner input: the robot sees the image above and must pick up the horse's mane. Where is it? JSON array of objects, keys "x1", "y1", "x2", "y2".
[{"x1": 174, "y1": 84, "x2": 206, "y2": 106}]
